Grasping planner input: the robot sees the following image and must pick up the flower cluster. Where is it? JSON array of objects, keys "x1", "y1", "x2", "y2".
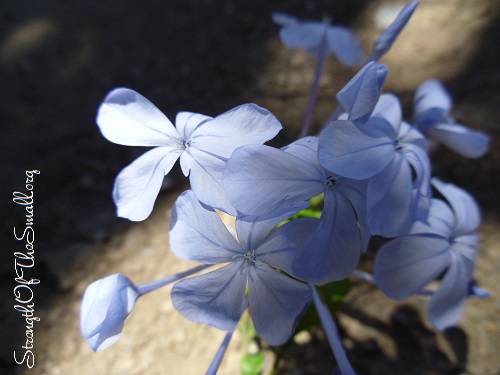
[{"x1": 80, "y1": 1, "x2": 490, "y2": 374}]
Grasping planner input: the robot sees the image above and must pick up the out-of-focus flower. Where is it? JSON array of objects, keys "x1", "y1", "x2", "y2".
[
  {"x1": 367, "y1": 0, "x2": 420, "y2": 62},
  {"x1": 273, "y1": 12, "x2": 363, "y2": 66},
  {"x1": 413, "y1": 79, "x2": 490, "y2": 158}
]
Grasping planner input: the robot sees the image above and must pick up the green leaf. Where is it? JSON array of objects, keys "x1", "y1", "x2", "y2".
[{"x1": 241, "y1": 353, "x2": 264, "y2": 375}]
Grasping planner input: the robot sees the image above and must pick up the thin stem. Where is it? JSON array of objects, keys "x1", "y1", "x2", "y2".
[
  {"x1": 300, "y1": 37, "x2": 329, "y2": 138},
  {"x1": 136, "y1": 264, "x2": 210, "y2": 296},
  {"x1": 312, "y1": 285, "x2": 357, "y2": 375},
  {"x1": 205, "y1": 327, "x2": 236, "y2": 375},
  {"x1": 206, "y1": 296, "x2": 249, "y2": 375}
]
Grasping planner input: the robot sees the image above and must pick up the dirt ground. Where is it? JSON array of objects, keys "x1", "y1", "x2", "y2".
[{"x1": 1, "y1": 0, "x2": 500, "y2": 374}]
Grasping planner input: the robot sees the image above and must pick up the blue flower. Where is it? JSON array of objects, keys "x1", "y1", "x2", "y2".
[
  {"x1": 374, "y1": 178, "x2": 481, "y2": 330},
  {"x1": 80, "y1": 274, "x2": 139, "y2": 352},
  {"x1": 367, "y1": 0, "x2": 420, "y2": 62},
  {"x1": 413, "y1": 79, "x2": 490, "y2": 158},
  {"x1": 80, "y1": 266, "x2": 209, "y2": 352},
  {"x1": 224, "y1": 137, "x2": 370, "y2": 284},
  {"x1": 96, "y1": 88, "x2": 282, "y2": 220},
  {"x1": 272, "y1": 13, "x2": 363, "y2": 66},
  {"x1": 169, "y1": 190, "x2": 312, "y2": 346},
  {"x1": 318, "y1": 94, "x2": 432, "y2": 237},
  {"x1": 336, "y1": 61, "x2": 388, "y2": 124}
]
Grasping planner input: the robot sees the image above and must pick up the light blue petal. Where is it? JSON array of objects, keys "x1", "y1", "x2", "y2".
[
  {"x1": 335, "y1": 178, "x2": 371, "y2": 251},
  {"x1": 427, "y1": 252, "x2": 474, "y2": 330},
  {"x1": 272, "y1": 12, "x2": 299, "y2": 27},
  {"x1": 409, "y1": 198, "x2": 454, "y2": 237},
  {"x1": 370, "y1": 94, "x2": 402, "y2": 132},
  {"x1": 374, "y1": 235, "x2": 451, "y2": 300},
  {"x1": 97, "y1": 88, "x2": 182, "y2": 147},
  {"x1": 452, "y1": 234, "x2": 479, "y2": 263},
  {"x1": 326, "y1": 26, "x2": 364, "y2": 66},
  {"x1": 403, "y1": 143, "x2": 432, "y2": 221},
  {"x1": 336, "y1": 62, "x2": 388, "y2": 124},
  {"x1": 368, "y1": 0, "x2": 420, "y2": 62},
  {"x1": 180, "y1": 148, "x2": 236, "y2": 215},
  {"x1": 113, "y1": 146, "x2": 183, "y2": 221},
  {"x1": 425, "y1": 123, "x2": 490, "y2": 158},
  {"x1": 399, "y1": 120, "x2": 428, "y2": 151},
  {"x1": 432, "y1": 179, "x2": 481, "y2": 235},
  {"x1": 248, "y1": 263, "x2": 312, "y2": 346},
  {"x1": 281, "y1": 136, "x2": 322, "y2": 173},
  {"x1": 253, "y1": 219, "x2": 316, "y2": 276},
  {"x1": 80, "y1": 274, "x2": 139, "y2": 351},
  {"x1": 175, "y1": 111, "x2": 212, "y2": 140},
  {"x1": 293, "y1": 190, "x2": 362, "y2": 285},
  {"x1": 171, "y1": 262, "x2": 248, "y2": 331},
  {"x1": 224, "y1": 145, "x2": 324, "y2": 216},
  {"x1": 236, "y1": 207, "x2": 305, "y2": 253},
  {"x1": 413, "y1": 79, "x2": 451, "y2": 126},
  {"x1": 318, "y1": 120, "x2": 394, "y2": 180},
  {"x1": 169, "y1": 190, "x2": 243, "y2": 263},
  {"x1": 279, "y1": 22, "x2": 326, "y2": 50},
  {"x1": 190, "y1": 103, "x2": 282, "y2": 159},
  {"x1": 367, "y1": 156, "x2": 414, "y2": 237}
]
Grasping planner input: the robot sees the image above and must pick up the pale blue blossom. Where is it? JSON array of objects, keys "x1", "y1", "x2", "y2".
[
  {"x1": 224, "y1": 137, "x2": 370, "y2": 284},
  {"x1": 374, "y1": 178, "x2": 481, "y2": 329},
  {"x1": 96, "y1": 88, "x2": 282, "y2": 220},
  {"x1": 273, "y1": 13, "x2": 363, "y2": 66},
  {"x1": 335, "y1": 61, "x2": 388, "y2": 124},
  {"x1": 413, "y1": 79, "x2": 490, "y2": 158},
  {"x1": 169, "y1": 190, "x2": 312, "y2": 346},
  {"x1": 367, "y1": 0, "x2": 420, "y2": 62},
  {"x1": 80, "y1": 265, "x2": 208, "y2": 351},
  {"x1": 318, "y1": 94, "x2": 432, "y2": 237}
]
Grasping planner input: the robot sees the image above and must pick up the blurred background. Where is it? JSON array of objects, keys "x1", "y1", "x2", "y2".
[{"x1": 1, "y1": 0, "x2": 499, "y2": 374}]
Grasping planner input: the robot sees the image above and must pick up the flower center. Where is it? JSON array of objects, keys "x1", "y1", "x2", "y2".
[
  {"x1": 183, "y1": 139, "x2": 192, "y2": 150},
  {"x1": 243, "y1": 250, "x2": 256, "y2": 263},
  {"x1": 325, "y1": 175, "x2": 337, "y2": 188},
  {"x1": 394, "y1": 138, "x2": 404, "y2": 151}
]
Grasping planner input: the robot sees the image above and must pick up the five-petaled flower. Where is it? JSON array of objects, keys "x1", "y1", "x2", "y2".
[
  {"x1": 97, "y1": 88, "x2": 282, "y2": 221},
  {"x1": 413, "y1": 79, "x2": 490, "y2": 158},
  {"x1": 374, "y1": 178, "x2": 481, "y2": 330},
  {"x1": 169, "y1": 190, "x2": 313, "y2": 346}
]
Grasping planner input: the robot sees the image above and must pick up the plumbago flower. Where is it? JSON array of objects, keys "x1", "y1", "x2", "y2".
[
  {"x1": 367, "y1": 0, "x2": 420, "y2": 63},
  {"x1": 224, "y1": 136, "x2": 370, "y2": 285},
  {"x1": 273, "y1": 12, "x2": 363, "y2": 66},
  {"x1": 334, "y1": 61, "x2": 388, "y2": 124},
  {"x1": 413, "y1": 79, "x2": 490, "y2": 158},
  {"x1": 169, "y1": 190, "x2": 358, "y2": 374},
  {"x1": 273, "y1": 12, "x2": 364, "y2": 137},
  {"x1": 96, "y1": 88, "x2": 282, "y2": 220},
  {"x1": 318, "y1": 94, "x2": 432, "y2": 237},
  {"x1": 80, "y1": 265, "x2": 208, "y2": 351},
  {"x1": 168, "y1": 190, "x2": 313, "y2": 346},
  {"x1": 374, "y1": 179, "x2": 481, "y2": 330}
]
